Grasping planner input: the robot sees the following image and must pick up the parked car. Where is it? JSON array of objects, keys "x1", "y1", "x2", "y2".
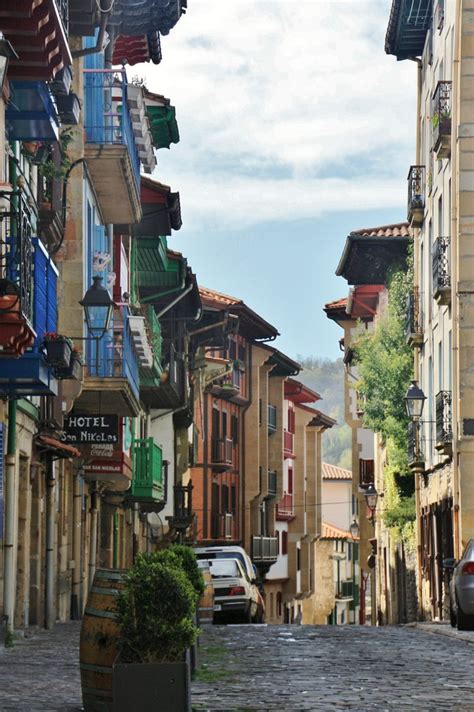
[
  {"x1": 208, "y1": 557, "x2": 259, "y2": 624},
  {"x1": 444, "y1": 538, "x2": 474, "y2": 631},
  {"x1": 194, "y1": 545, "x2": 265, "y2": 623},
  {"x1": 196, "y1": 560, "x2": 215, "y2": 626}
]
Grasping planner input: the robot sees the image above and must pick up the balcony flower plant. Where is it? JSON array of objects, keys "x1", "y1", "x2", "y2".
[
  {"x1": 113, "y1": 550, "x2": 200, "y2": 712},
  {"x1": 54, "y1": 347, "x2": 83, "y2": 380},
  {"x1": 43, "y1": 332, "x2": 73, "y2": 369}
]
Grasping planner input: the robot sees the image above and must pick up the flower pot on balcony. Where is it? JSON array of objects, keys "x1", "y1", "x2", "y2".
[
  {"x1": 55, "y1": 92, "x2": 81, "y2": 126},
  {"x1": 43, "y1": 336, "x2": 73, "y2": 368},
  {"x1": 54, "y1": 354, "x2": 83, "y2": 380}
]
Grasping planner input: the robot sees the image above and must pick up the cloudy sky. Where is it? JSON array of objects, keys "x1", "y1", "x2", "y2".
[{"x1": 136, "y1": 0, "x2": 416, "y2": 360}]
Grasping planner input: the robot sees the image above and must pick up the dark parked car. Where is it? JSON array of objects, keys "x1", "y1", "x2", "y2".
[{"x1": 444, "y1": 538, "x2": 474, "y2": 631}]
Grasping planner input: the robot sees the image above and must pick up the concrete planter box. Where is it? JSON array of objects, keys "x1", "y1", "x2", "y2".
[{"x1": 113, "y1": 661, "x2": 191, "y2": 712}]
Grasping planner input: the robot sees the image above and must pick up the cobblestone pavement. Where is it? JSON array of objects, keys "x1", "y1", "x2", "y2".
[
  {"x1": 0, "y1": 622, "x2": 81, "y2": 712},
  {"x1": 0, "y1": 621, "x2": 474, "y2": 711},
  {"x1": 192, "y1": 624, "x2": 474, "y2": 711}
]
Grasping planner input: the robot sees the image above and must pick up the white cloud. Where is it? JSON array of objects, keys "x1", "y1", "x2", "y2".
[{"x1": 132, "y1": 0, "x2": 417, "y2": 231}]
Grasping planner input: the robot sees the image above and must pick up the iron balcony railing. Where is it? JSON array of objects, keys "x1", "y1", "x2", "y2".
[
  {"x1": 436, "y1": 391, "x2": 453, "y2": 445},
  {"x1": 211, "y1": 437, "x2": 233, "y2": 466},
  {"x1": 277, "y1": 492, "x2": 294, "y2": 518},
  {"x1": 86, "y1": 315, "x2": 140, "y2": 401},
  {"x1": 54, "y1": 0, "x2": 69, "y2": 35},
  {"x1": 407, "y1": 165, "x2": 425, "y2": 226},
  {"x1": 251, "y1": 535, "x2": 278, "y2": 563},
  {"x1": 432, "y1": 237, "x2": 451, "y2": 304},
  {"x1": 406, "y1": 288, "x2": 423, "y2": 346},
  {"x1": 211, "y1": 512, "x2": 234, "y2": 539},
  {"x1": 1, "y1": 192, "x2": 34, "y2": 327},
  {"x1": 168, "y1": 482, "x2": 194, "y2": 531},
  {"x1": 268, "y1": 404, "x2": 277, "y2": 433},
  {"x1": 408, "y1": 420, "x2": 424, "y2": 465},
  {"x1": 83, "y1": 68, "x2": 140, "y2": 191},
  {"x1": 131, "y1": 437, "x2": 164, "y2": 501},
  {"x1": 432, "y1": 80, "x2": 452, "y2": 155}
]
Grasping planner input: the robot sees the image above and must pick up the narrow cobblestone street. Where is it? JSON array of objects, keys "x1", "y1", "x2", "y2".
[{"x1": 1, "y1": 622, "x2": 474, "y2": 711}]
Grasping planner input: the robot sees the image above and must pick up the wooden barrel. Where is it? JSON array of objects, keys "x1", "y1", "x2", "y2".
[
  {"x1": 197, "y1": 564, "x2": 215, "y2": 625},
  {"x1": 79, "y1": 569, "x2": 127, "y2": 712}
]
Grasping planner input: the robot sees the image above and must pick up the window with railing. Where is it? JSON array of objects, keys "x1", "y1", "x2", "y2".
[
  {"x1": 284, "y1": 430, "x2": 294, "y2": 455},
  {"x1": 277, "y1": 492, "x2": 294, "y2": 518},
  {"x1": 407, "y1": 165, "x2": 425, "y2": 226},
  {"x1": 268, "y1": 470, "x2": 277, "y2": 496},
  {"x1": 83, "y1": 67, "x2": 140, "y2": 191},
  {"x1": 432, "y1": 80, "x2": 451, "y2": 155},
  {"x1": 406, "y1": 287, "x2": 423, "y2": 343},
  {"x1": 211, "y1": 437, "x2": 233, "y2": 465},
  {"x1": 432, "y1": 236, "x2": 451, "y2": 303},
  {"x1": 436, "y1": 390, "x2": 452, "y2": 445},
  {"x1": 359, "y1": 459, "x2": 374, "y2": 486}
]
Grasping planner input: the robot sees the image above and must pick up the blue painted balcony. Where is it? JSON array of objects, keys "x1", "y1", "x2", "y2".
[
  {"x1": 83, "y1": 68, "x2": 142, "y2": 224},
  {"x1": 0, "y1": 238, "x2": 59, "y2": 397},
  {"x1": 73, "y1": 313, "x2": 141, "y2": 417}
]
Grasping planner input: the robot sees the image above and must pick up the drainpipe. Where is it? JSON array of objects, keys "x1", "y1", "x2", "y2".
[
  {"x1": 451, "y1": 0, "x2": 462, "y2": 560},
  {"x1": 3, "y1": 399, "x2": 17, "y2": 637},
  {"x1": 88, "y1": 485, "x2": 99, "y2": 588},
  {"x1": 71, "y1": 470, "x2": 82, "y2": 619},
  {"x1": 71, "y1": 9, "x2": 111, "y2": 58},
  {"x1": 241, "y1": 344, "x2": 253, "y2": 550},
  {"x1": 45, "y1": 457, "x2": 56, "y2": 630},
  {"x1": 155, "y1": 282, "x2": 193, "y2": 320},
  {"x1": 113, "y1": 511, "x2": 119, "y2": 568}
]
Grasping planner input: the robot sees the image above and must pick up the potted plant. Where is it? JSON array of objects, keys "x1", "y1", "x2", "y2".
[
  {"x1": 54, "y1": 347, "x2": 83, "y2": 380},
  {"x1": 113, "y1": 551, "x2": 200, "y2": 712},
  {"x1": 43, "y1": 332, "x2": 73, "y2": 368}
]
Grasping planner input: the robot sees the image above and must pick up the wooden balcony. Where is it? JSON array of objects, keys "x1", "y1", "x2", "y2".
[
  {"x1": 210, "y1": 437, "x2": 233, "y2": 470},
  {"x1": 130, "y1": 437, "x2": 164, "y2": 508},
  {"x1": 83, "y1": 68, "x2": 141, "y2": 225}
]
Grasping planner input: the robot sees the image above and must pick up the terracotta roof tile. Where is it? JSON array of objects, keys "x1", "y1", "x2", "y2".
[
  {"x1": 324, "y1": 297, "x2": 348, "y2": 311},
  {"x1": 321, "y1": 522, "x2": 357, "y2": 541},
  {"x1": 349, "y1": 222, "x2": 410, "y2": 239},
  {"x1": 322, "y1": 463, "x2": 352, "y2": 481},
  {"x1": 199, "y1": 286, "x2": 242, "y2": 307}
]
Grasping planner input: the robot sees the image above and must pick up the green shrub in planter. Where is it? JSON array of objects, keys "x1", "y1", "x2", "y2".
[
  {"x1": 116, "y1": 553, "x2": 198, "y2": 664},
  {"x1": 154, "y1": 546, "x2": 205, "y2": 603}
]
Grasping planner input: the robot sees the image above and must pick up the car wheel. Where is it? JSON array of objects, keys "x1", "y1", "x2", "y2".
[
  {"x1": 449, "y1": 600, "x2": 456, "y2": 628},
  {"x1": 243, "y1": 606, "x2": 253, "y2": 624},
  {"x1": 456, "y1": 603, "x2": 474, "y2": 631}
]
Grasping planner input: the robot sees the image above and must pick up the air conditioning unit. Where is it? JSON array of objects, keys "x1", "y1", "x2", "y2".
[{"x1": 224, "y1": 513, "x2": 233, "y2": 539}]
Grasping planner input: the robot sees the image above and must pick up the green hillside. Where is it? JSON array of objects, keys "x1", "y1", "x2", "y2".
[{"x1": 296, "y1": 355, "x2": 352, "y2": 470}]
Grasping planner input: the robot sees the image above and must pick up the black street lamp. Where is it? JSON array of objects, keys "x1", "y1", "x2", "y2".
[
  {"x1": 364, "y1": 483, "x2": 378, "y2": 516},
  {"x1": 0, "y1": 33, "x2": 18, "y2": 91},
  {"x1": 80, "y1": 276, "x2": 114, "y2": 337},
  {"x1": 404, "y1": 380, "x2": 426, "y2": 421},
  {"x1": 349, "y1": 519, "x2": 360, "y2": 540}
]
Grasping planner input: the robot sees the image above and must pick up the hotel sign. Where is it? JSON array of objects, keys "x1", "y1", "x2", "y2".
[{"x1": 62, "y1": 415, "x2": 119, "y2": 445}]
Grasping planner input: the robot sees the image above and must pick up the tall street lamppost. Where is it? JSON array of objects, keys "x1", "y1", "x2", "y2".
[
  {"x1": 404, "y1": 380, "x2": 426, "y2": 421},
  {"x1": 404, "y1": 380, "x2": 426, "y2": 462},
  {"x1": 79, "y1": 276, "x2": 114, "y2": 371},
  {"x1": 350, "y1": 519, "x2": 360, "y2": 540},
  {"x1": 364, "y1": 483, "x2": 378, "y2": 521}
]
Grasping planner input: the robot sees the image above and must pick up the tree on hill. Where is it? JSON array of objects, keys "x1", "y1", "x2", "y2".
[{"x1": 296, "y1": 355, "x2": 352, "y2": 470}]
